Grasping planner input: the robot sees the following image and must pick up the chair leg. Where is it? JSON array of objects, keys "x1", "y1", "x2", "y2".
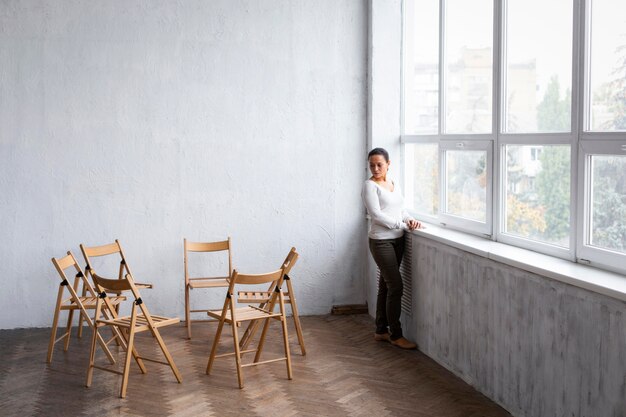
[
  {"x1": 77, "y1": 310, "x2": 85, "y2": 339},
  {"x1": 290, "y1": 305, "x2": 306, "y2": 356},
  {"x1": 120, "y1": 327, "x2": 136, "y2": 399},
  {"x1": 119, "y1": 327, "x2": 147, "y2": 374},
  {"x1": 82, "y1": 312, "x2": 116, "y2": 365},
  {"x1": 280, "y1": 316, "x2": 293, "y2": 380},
  {"x1": 185, "y1": 286, "x2": 191, "y2": 339},
  {"x1": 77, "y1": 286, "x2": 87, "y2": 338},
  {"x1": 63, "y1": 309, "x2": 75, "y2": 351},
  {"x1": 206, "y1": 318, "x2": 226, "y2": 375},
  {"x1": 46, "y1": 286, "x2": 64, "y2": 364},
  {"x1": 253, "y1": 317, "x2": 272, "y2": 363},
  {"x1": 95, "y1": 328, "x2": 117, "y2": 365},
  {"x1": 240, "y1": 319, "x2": 261, "y2": 351},
  {"x1": 108, "y1": 325, "x2": 146, "y2": 374},
  {"x1": 152, "y1": 328, "x2": 182, "y2": 383},
  {"x1": 285, "y1": 279, "x2": 306, "y2": 355},
  {"x1": 231, "y1": 320, "x2": 244, "y2": 389},
  {"x1": 85, "y1": 323, "x2": 99, "y2": 388}
]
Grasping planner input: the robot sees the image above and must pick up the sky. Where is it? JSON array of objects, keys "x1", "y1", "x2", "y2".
[{"x1": 407, "y1": 0, "x2": 626, "y2": 97}]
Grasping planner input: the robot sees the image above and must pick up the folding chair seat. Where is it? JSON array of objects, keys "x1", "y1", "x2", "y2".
[
  {"x1": 239, "y1": 248, "x2": 306, "y2": 355},
  {"x1": 86, "y1": 271, "x2": 182, "y2": 398},
  {"x1": 47, "y1": 251, "x2": 125, "y2": 364},
  {"x1": 183, "y1": 238, "x2": 232, "y2": 339},
  {"x1": 205, "y1": 266, "x2": 293, "y2": 389}
]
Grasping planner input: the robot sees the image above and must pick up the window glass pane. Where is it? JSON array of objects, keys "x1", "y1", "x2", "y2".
[
  {"x1": 590, "y1": 155, "x2": 626, "y2": 253},
  {"x1": 504, "y1": 0, "x2": 572, "y2": 133},
  {"x1": 444, "y1": 0, "x2": 493, "y2": 134},
  {"x1": 403, "y1": 0, "x2": 439, "y2": 134},
  {"x1": 588, "y1": 0, "x2": 626, "y2": 131},
  {"x1": 445, "y1": 150, "x2": 487, "y2": 222},
  {"x1": 504, "y1": 145, "x2": 571, "y2": 247},
  {"x1": 404, "y1": 143, "x2": 439, "y2": 215}
]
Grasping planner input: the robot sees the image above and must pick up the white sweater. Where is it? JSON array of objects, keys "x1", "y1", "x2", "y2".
[{"x1": 361, "y1": 179, "x2": 412, "y2": 239}]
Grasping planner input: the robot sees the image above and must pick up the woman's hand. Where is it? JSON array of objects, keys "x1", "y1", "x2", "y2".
[{"x1": 406, "y1": 219, "x2": 423, "y2": 231}]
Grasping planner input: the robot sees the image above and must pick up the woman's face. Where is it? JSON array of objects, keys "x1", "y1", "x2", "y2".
[{"x1": 368, "y1": 154, "x2": 390, "y2": 180}]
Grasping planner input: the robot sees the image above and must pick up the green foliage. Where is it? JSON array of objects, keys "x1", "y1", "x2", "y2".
[
  {"x1": 530, "y1": 76, "x2": 572, "y2": 243},
  {"x1": 608, "y1": 44, "x2": 626, "y2": 130},
  {"x1": 535, "y1": 146, "x2": 570, "y2": 242},
  {"x1": 591, "y1": 156, "x2": 626, "y2": 252},
  {"x1": 537, "y1": 75, "x2": 571, "y2": 132}
]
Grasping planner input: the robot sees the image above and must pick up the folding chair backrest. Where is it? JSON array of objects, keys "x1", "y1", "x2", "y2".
[
  {"x1": 82, "y1": 242, "x2": 120, "y2": 258},
  {"x1": 80, "y1": 240, "x2": 134, "y2": 280},
  {"x1": 185, "y1": 240, "x2": 230, "y2": 252},
  {"x1": 232, "y1": 269, "x2": 284, "y2": 287},
  {"x1": 184, "y1": 238, "x2": 232, "y2": 280}
]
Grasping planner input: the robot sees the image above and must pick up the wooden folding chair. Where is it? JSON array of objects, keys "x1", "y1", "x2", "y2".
[
  {"x1": 239, "y1": 248, "x2": 306, "y2": 355},
  {"x1": 47, "y1": 251, "x2": 125, "y2": 364},
  {"x1": 205, "y1": 267, "x2": 292, "y2": 389},
  {"x1": 86, "y1": 271, "x2": 182, "y2": 398},
  {"x1": 183, "y1": 238, "x2": 232, "y2": 339}
]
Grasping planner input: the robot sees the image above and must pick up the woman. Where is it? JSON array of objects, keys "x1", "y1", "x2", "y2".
[{"x1": 362, "y1": 147, "x2": 421, "y2": 349}]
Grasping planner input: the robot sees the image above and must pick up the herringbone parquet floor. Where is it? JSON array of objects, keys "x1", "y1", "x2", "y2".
[{"x1": 0, "y1": 315, "x2": 511, "y2": 417}]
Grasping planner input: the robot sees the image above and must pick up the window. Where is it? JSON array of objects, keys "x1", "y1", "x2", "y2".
[
  {"x1": 404, "y1": 143, "x2": 439, "y2": 217},
  {"x1": 438, "y1": 141, "x2": 492, "y2": 235},
  {"x1": 503, "y1": 145, "x2": 570, "y2": 247},
  {"x1": 503, "y1": 0, "x2": 572, "y2": 133},
  {"x1": 578, "y1": 141, "x2": 626, "y2": 273},
  {"x1": 443, "y1": 0, "x2": 493, "y2": 134},
  {"x1": 403, "y1": 0, "x2": 439, "y2": 135},
  {"x1": 402, "y1": 0, "x2": 626, "y2": 274},
  {"x1": 586, "y1": 0, "x2": 626, "y2": 131},
  {"x1": 529, "y1": 147, "x2": 542, "y2": 161},
  {"x1": 589, "y1": 155, "x2": 626, "y2": 253}
]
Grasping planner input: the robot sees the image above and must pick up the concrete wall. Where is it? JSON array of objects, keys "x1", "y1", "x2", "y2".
[
  {"x1": 0, "y1": 0, "x2": 368, "y2": 329},
  {"x1": 403, "y1": 235, "x2": 626, "y2": 417}
]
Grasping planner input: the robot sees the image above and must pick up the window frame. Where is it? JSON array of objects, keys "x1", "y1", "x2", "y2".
[
  {"x1": 440, "y1": 140, "x2": 493, "y2": 236},
  {"x1": 497, "y1": 140, "x2": 576, "y2": 260},
  {"x1": 576, "y1": 140, "x2": 626, "y2": 273},
  {"x1": 401, "y1": 0, "x2": 626, "y2": 275}
]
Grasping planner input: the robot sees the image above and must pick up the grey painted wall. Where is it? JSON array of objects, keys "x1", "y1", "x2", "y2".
[
  {"x1": 0, "y1": 0, "x2": 368, "y2": 329},
  {"x1": 403, "y1": 234, "x2": 626, "y2": 417}
]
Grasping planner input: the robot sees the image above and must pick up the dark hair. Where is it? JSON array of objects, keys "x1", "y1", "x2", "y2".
[{"x1": 368, "y1": 147, "x2": 389, "y2": 162}]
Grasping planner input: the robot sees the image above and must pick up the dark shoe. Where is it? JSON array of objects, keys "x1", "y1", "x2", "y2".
[
  {"x1": 374, "y1": 332, "x2": 391, "y2": 342},
  {"x1": 390, "y1": 337, "x2": 417, "y2": 350}
]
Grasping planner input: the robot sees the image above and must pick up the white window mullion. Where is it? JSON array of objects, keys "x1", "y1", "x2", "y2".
[
  {"x1": 438, "y1": 0, "x2": 446, "y2": 136},
  {"x1": 571, "y1": 0, "x2": 585, "y2": 262},
  {"x1": 493, "y1": 0, "x2": 504, "y2": 242},
  {"x1": 437, "y1": 0, "x2": 446, "y2": 226}
]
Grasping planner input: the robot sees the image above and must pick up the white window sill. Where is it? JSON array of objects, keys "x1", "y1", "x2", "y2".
[{"x1": 410, "y1": 224, "x2": 626, "y2": 302}]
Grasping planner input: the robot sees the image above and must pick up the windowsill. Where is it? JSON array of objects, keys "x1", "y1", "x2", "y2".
[{"x1": 409, "y1": 224, "x2": 626, "y2": 302}]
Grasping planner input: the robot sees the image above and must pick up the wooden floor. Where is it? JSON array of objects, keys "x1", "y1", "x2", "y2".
[{"x1": 0, "y1": 314, "x2": 511, "y2": 417}]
